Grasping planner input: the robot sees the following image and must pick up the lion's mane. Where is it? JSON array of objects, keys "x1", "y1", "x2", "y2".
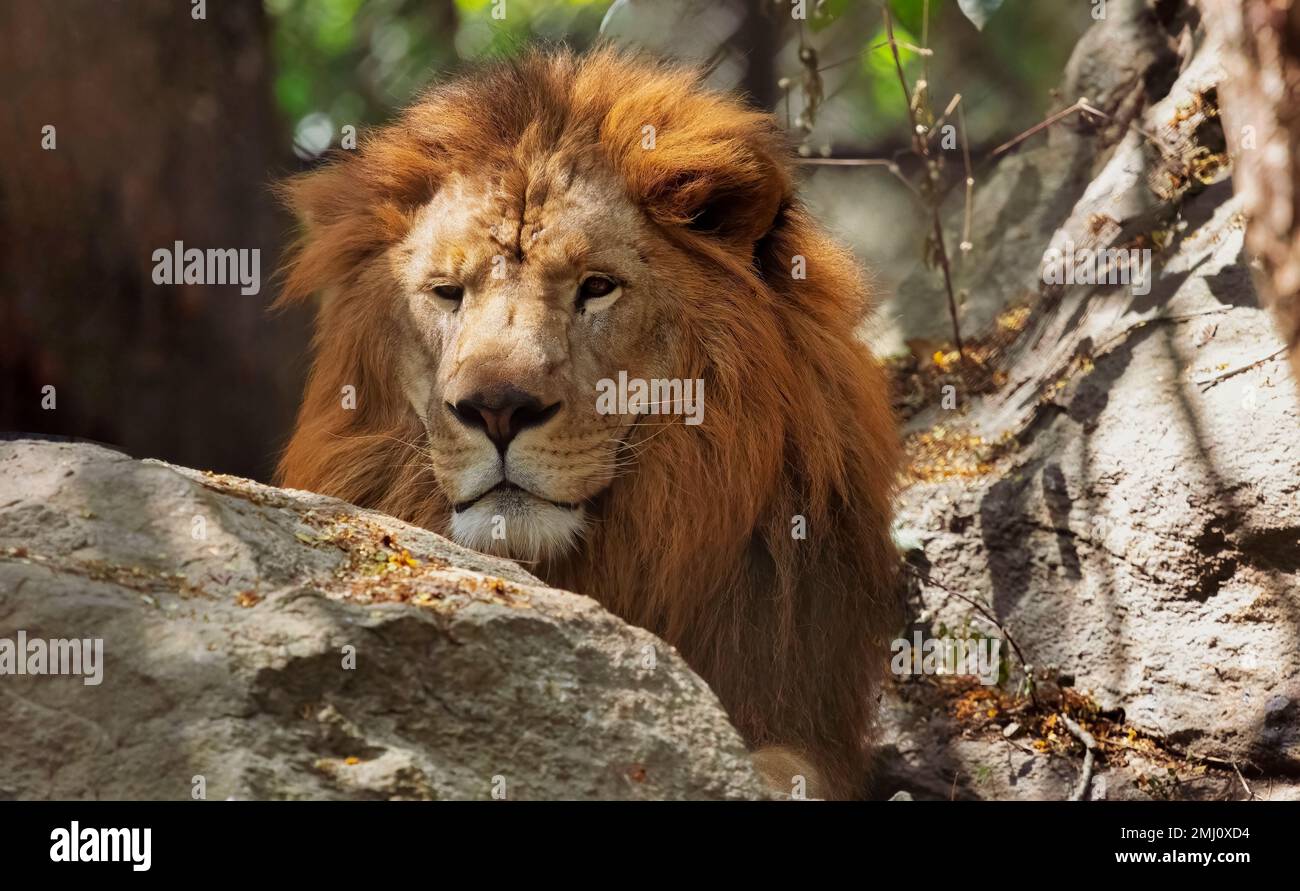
[{"x1": 276, "y1": 48, "x2": 902, "y2": 798}]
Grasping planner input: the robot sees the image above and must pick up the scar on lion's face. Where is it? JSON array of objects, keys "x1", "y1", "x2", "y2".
[{"x1": 390, "y1": 162, "x2": 677, "y2": 562}]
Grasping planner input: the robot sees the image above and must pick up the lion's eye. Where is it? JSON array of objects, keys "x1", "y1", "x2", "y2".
[
  {"x1": 577, "y1": 274, "x2": 622, "y2": 313},
  {"x1": 429, "y1": 283, "x2": 464, "y2": 304}
]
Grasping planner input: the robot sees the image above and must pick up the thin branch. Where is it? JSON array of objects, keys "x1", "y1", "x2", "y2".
[
  {"x1": 992, "y1": 97, "x2": 1177, "y2": 162},
  {"x1": 904, "y1": 562, "x2": 1038, "y2": 707},
  {"x1": 883, "y1": 3, "x2": 965, "y2": 359},
  {"x1": 815, "y1": 56, "x2": 856, "y2": 73},
  {"x1": 796, "y1": 156, "x2": 923, "y2": 199},
  {"x1": 883, "y1": 7, "x2": 925, "y2": 145},
  {"x1": 958, "y1": 98, "x2": 974, "y2": 256},
  {"x1": 1060, "y1": 711, "x2": 1099, "y2": 801},
  {"x1": 926, "y1": 92, "x2": 963, "y2": 143},
  {"x1": 866, "y1": 39, "x2": 933, "y2": 56},
  {"x1": 1231, "y1": 762, "x2": 1255, "y2": 801},
  {"x1": 1088, "y1": 307, "x2": 1234, "y2": 359},
  {"x1": 921, "y1": 0, "x2": 931, "y2": 83},
  {"x1": 1078, "y1": 100, "x2": 1174, "y2": 160},
  {"x1": 927, "y1": 214, "x2": 965, "y2": 357},
  {"x1": 1195, "y1": 346, "x2": 1287, "y2": 390},
  {"x1": 992, "y1": 98, "x2": 1092, "y2": 157}
]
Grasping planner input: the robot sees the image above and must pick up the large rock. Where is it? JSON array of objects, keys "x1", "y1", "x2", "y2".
[
  {"x1": 0, "y1": 439, "x2": 766, "y2": 800},
  {"x1": 882, "y1": 2, "x2": 1300, "y2": 799}
]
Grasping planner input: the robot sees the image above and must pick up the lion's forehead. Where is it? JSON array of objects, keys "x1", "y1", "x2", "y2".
[{"x1": 404, "y1": 166, "x2": 644, "y2": 277}]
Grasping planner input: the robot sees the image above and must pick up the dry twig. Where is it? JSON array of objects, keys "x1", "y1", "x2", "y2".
[
  {"x1": 904, "y1": 562, "x2": 1038, "y2": 707},
  {"x1": 1195, "y1": 346, "x2": 1287, "y2": 390},
  {"x1": 1059, "y1": 711, "x2": 1099, "y2": 801},
  {"x1": 883, "y1": 4, "x2": 965, "y2": 359}
]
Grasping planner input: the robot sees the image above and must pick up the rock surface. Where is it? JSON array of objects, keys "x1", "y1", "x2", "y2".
[
  {"x1": 879, "y1": 0, "x2": 1300, "y2": 800},
  {"x1": 0, "y1": 439, "x2": 766, "y2": 801}
]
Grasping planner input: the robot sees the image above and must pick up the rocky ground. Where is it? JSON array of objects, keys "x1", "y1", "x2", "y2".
[{"x1": 872, "y1": 0, "x2": 1300, "y2": 801}]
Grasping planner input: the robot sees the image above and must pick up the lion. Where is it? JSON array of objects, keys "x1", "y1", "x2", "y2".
[{"x1": 275, "y1": 48, "x2": 902, "y2": 800}]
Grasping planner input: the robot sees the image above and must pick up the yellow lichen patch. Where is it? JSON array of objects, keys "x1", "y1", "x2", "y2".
[
  {"x1": 886, "y1": 302, "x2": 1035, "y2": 424},
  {"x1": 387, "y1": 549, "x2": 420, "y2": 570},
  {"x1": 298, "y1": 511, "x2": 449, "y2": 580},
  {"x1": 1149, "y1": 89, "x2": 1232, "y2": 200},
  {"x1": 1, "y1": 547, "x2": 206, "y2": 598},
  {"x1": 932, "y1": 349, "x2": 962, "y2": 373},
  {"x1": 1038, "y1": 353, "x2": 1095, "y2": 404},
  {"x1": 1169, "y1": 90, "x2": 1218, "y2": 127},
  {"x1": 996, "y1": 305, "x2": 1031, "y2": 333},
  {"x1": 341, "y1": 569, "x2": 533, "y2": 612},
  {"x1": 306, "y1": 514, "x2": 530, "y2": 610},
  {"x1": 903, "y1": 425, "x2": 1016, "y2": 482},
  {"x1": 899, "y1": 673, "x2": 1217, "y2": 792}
]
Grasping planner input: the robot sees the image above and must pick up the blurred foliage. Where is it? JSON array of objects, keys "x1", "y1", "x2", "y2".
[
  {"x1": 265, "y1": 0, "x2": 606, "y2": 156},
  {"x1": 264, "y1": 0, "x2": 1088, "y2": 159},
  {"x1": 787, "y1": 0, "x2": 1088, "y2": 149},
  {"x1": 453, "y1": 0, "x2": 608, "y2": 58}
]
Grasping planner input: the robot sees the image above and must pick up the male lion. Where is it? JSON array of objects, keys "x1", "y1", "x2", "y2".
[{"x1": 276, "y1": 49, "x2": 902, "y2": 799}]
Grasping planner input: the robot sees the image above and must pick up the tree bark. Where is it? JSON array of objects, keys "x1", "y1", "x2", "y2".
[
  {"x1": 0, "y1": 0, "x2": 306, "y2": 479},
  {"x1": 737, "y1": 0, "x2": 781, "y2": 110},
  {"x1": 1200, "y1": 0, "x2": 1300, "y2": 386}
]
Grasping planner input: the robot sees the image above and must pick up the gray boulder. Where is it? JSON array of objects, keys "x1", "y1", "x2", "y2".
[
  {"x1": 880, "y1": 3, "x2": 1300, "y2": 799},
  {"x1": 0, "y1": 439, "x2": 766, "y2": 800}
]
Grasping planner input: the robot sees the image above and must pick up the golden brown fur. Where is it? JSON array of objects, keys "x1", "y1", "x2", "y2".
[{"x1": 276, "y1": 48, "x2": 902, "y2": 799}]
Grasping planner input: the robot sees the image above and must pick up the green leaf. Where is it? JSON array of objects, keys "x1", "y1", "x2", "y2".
[
  {"x1": 956, "y1": 0, "x2": 1005, "y2": 31},
  {"x1": 808, "y1": 0, "x2": 853, "y2": 32},
  {"x1": 860, "y1": 22, "x2": 923, "y2": 131}
]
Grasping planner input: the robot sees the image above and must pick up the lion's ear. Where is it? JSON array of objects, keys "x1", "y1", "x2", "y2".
[
  {"x1": 607, "y1": 107, "x2": 792, "y2": 249},
  {"x1": 274, "y1": 156, "x2": 368, "y2": 308},
  {"x1": 646, "y1": 139, "x2": 790, "y2": 248},
  {"x1": 274, "y1": 144, "x2": 431, "y2": 308},
  {"x1": 677, "y1": 152, "x2": 788, "y2": 247}
]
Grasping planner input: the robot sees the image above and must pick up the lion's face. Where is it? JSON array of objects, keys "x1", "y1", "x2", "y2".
[{"x1": 391, "y1": 164, "x2": 676, "y2": 561}]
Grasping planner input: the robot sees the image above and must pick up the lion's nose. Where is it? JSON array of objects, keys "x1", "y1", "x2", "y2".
[{"x1": 447, "y1": 387, "x2": 561, "y2": 453}]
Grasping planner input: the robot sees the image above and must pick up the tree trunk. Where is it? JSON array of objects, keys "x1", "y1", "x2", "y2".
[
  {"x1": 1200, "y1": 0, "x2": 1300, "y2": 386},
  {"x1": 737, "y1": 0, "x2": 781, "y2": 110},
  {"x1": 0, "y1": 0, "x2": 306, "y2": 479}
]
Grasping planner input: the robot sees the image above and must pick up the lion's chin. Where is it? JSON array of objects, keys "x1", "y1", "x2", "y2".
[{"x1": 448, "y1": 490, "x2": 588, "y2": 563}]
